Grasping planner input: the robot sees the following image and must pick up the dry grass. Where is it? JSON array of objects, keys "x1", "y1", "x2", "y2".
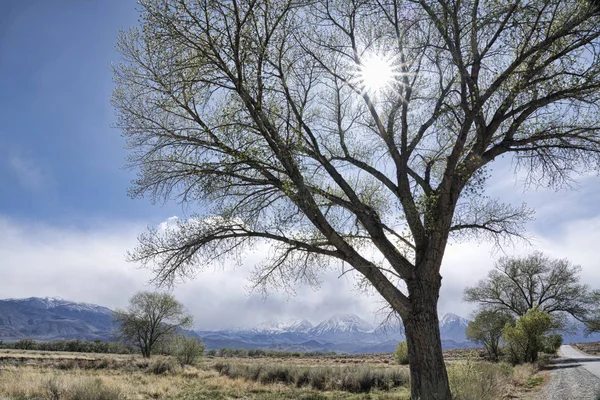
[
  {"x1": 0, "y1": 348, "x2": 545, "y2": 400},
  {"x1": 573, "y1": 342, "x2": 600, "y2": 356}
]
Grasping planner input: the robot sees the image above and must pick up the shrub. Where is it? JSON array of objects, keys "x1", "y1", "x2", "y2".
[
  {"x1": 394, "y1": 341, "x2": 409, "y2": 365},
  {"x1": 212, "y1": 362, "x2": 409, "y2": 393},
  {"x1": 44, "y1": 378, "x2": 66, "y2": 400},
  {"x1": 543, "y1": 334, "x2": 563, "y2": 354},
  {"x1": 447, "y1": 361, "x2": 512, "y2": 400},
  {"x1": 171, "y1": 335, "x2": 206, "y2": 365},
  {"x1": 14, "y1": 338, "x2": 37, "y2": 350},
  {"x1": 147, "y1": 358, "x2": 181, "y2": 374},
  {"x1": 502, "y1": 307, "x2": 553, "y2": 364},
  {"x1": 68, "y1": 378, "x2": 122, "y2": 400}
]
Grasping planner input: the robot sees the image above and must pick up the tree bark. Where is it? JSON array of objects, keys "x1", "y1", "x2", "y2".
[{"x1": 404, "y1": 276, "x2": 452, "y2": 400}]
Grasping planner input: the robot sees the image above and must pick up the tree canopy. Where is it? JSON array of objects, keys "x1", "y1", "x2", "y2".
[
  {"x1": 112, "y1": 1, "x2": 600, "y2": 398},
  {"x1": 114, "y1": 292, "x2": 192, "y2": 358},
  {"x1": 464, "y1": 252, "x2": 598, "y2": 326}
]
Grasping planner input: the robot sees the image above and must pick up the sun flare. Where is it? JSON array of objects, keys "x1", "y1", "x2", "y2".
[{"x1": 358, "y1": 55, "x2": 395, "y2": 94}]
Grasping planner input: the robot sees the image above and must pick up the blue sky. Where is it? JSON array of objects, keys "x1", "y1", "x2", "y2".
[
  {"x1": 1, "y1": 1, "x2": 599, "y2": 329},
  {"x1": 0, "y1": 0, "x2": 179, "y2": 227}
]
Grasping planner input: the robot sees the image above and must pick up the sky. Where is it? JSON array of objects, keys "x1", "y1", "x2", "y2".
[{"x1": 1, "y1": 1, "x2": 600, "y2": 331}]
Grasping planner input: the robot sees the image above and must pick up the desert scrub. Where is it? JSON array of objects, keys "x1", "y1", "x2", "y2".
[
  {"x1": 147, "y1": 357, "x2": 182, "y2": 374},
  {"x1": 447, "y1": 361, "x2": 512, "y2": 400},
  {"x1": 212, "y1": 361, "x2": 410, "y2": 393}
]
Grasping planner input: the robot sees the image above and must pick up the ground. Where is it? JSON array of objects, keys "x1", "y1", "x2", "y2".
[{"x1": 0, "y1": 348, "x2": 545, "y2": 399}]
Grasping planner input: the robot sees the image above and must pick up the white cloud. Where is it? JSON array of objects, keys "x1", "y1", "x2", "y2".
[{"x1": 1, "y1": 208, "x2": 600, "y2": 331}]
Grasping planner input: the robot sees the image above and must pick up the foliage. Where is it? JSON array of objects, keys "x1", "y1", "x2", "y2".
[
  {"x1": 543, "y1": 334, "x2": 563, "y2": 354},
  {"x1": 213, "y1": 361, "x2": 409, "y2": 393},
  {"x1": 113, "y1": 0, "x2": 600, "y2": 397},
  {"x1": 466, "y1": 311, "x2": 514, "y2": 361},
  {"x1": 447, "y1": 361, "x2": 513, "y2": 400},
  {"x1": 14, "y1": 338, "x2": 36, "y2": 350},
  {"x1": 464, "y1": 253, "x2": 597, "y2": 327},
  {"x1": 394, "y1": 341, "x2": 409, "y2": 365},
  {"x1": 147, "y1": 357, "x2": 181, "y2": 375},
  {"x1": 502, "y1": 307, "x2": 553, "y2": 364},
  {"x1": 171, "y1": 335, "x2": 206, "y2": 365},
  {"x1": 113, "y1": 291, "x2": 192, "y2": 358},
  {"x1": 44, "y1": 377, "x2": 122, "y2": 400}
]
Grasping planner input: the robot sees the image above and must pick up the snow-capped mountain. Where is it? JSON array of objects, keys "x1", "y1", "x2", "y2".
[
  {"x1": 254, "y1": 319, "x2": 313, "y2": 333},
  {"x1": 439, "y1": 313, "x2": 470, "y2": 343},
  {"x1": 0, "y1": 297, "x2": 115, "y2": 341},
  {"x1": 310, "y1": 314, "x2": 374, "y2": 335}
]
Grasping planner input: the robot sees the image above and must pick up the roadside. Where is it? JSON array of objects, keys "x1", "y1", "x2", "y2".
[{"x1": 533, "y1": 345, "x2": 600, "y2": 400}]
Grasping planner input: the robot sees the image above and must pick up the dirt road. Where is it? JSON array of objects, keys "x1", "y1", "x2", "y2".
[{"x1": 535, "y1": 345, "x2": 600, "y2": 400}]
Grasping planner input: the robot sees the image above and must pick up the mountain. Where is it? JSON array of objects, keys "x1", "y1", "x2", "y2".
[
  {"x1": 439, "y1": 313, "x2": 470, "y2": 343},
  {"x1": 310, "y1": 314, "x2": 373, "y2": 335},
  {"x1": 254, "y1": 319, "x2": 313, "y2": 334},
  {"x1": 197, "y1": 312, "x2": 475, "y2": 353},
  {"x1": 0, "y1": 297, "x2": 114, "y2": 341},
  {"x1": 0, "y1": 296, "x2": 480, "y2": 353}
]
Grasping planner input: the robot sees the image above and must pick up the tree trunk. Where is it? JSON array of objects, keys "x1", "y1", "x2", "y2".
[{"x1": 404, "y1": 277, "x2": 452, "y2": 400}]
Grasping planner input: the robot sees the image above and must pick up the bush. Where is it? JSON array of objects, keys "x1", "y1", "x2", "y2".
[
  {"x1": 543, "y1": 334, "x2": 563, "y2": 354},
  {"x1": 147, "y1": 358, "x2": 181, "y2": 374},
  {"x1": 171, "y1": 335, "x2": 206, "y2": 365},
  {"x1": 68, "y1": 378, "x2": 122, "y2": 400},
  {"x1": 447, "y1": 361, "x2": 512, "y2": 400},
  {"x1": 502, "y1": 307, "x2": 553, "y2": 364},
  {"x1": 394, "y1": 341, "x2": 409, "y2": 365},
  {"x1": 212, "y1": 362, "x2": 410, "y2": 393},
  {"x1": 44, "y1": 377, "x2": 122, "y2": 400}
]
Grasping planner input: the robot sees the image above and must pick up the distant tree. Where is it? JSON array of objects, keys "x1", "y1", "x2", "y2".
[
  {"x1": 464, "y1": 253, "x2": 598, "y2": 327},
  {"x1": 14, "y1": 338, "x2": 36, "y2": 350},
  {"x1": 466, "y1": 310, "x2": 514, "y2": 361},
  {"x1": 114, "y1": 292, "x2": 192, "y2": 358},
  {"x1": 502, "y1": 307, "x2": 553, "y2": 364},
  {"x1": 113, "y1": 0, "x2": 600, "y2": 397}
]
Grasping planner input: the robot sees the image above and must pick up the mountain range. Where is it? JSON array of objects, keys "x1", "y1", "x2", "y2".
[{"x1": 1, "y1": 297, "x2": 599, "y2": 354}]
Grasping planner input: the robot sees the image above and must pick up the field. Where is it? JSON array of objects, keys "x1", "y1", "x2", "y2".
[
  {"x1": 573, "y1": 342, "x2": 600, "y2": 356},
  {"x1": 0, "y1": 348, "x2": 546, "y2": 399}
]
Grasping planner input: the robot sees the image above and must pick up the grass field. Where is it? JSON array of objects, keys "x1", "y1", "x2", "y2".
[{"x1": 0, "y1": 348, "x2": 546, "y2": 399}]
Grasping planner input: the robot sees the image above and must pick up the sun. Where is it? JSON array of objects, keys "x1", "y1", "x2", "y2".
[{"x1": 358, "y1": 54, "x2": 396, "y2": 95}]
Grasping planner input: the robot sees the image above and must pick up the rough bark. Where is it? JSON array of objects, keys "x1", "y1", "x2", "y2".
[{"x1": 404, "y1": 274, "x2": 452, "y2": 400}]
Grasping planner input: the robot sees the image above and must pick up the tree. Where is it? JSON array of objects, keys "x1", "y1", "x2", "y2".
[
  {"x1": 112, "y1": 0, "x2": 600, "y2": 398},
  {"x1": 113, "y1": 292, "x2": 192, "y2": 358},
  {"x1": 466, "y1": 310, "x2": 514, "y2": 361},
  {"x1": 171, "y1": 334, "x2": 206, "y2": 365},
  {"x1": 464, "y1": 252, "x2": 598, "y2": 326},
  {"x1": 502, "y1": 307, "x2": 553, "y2": 364},
  {"x1": 394, "y1": 341, "x2": 409, "y2": 365}
]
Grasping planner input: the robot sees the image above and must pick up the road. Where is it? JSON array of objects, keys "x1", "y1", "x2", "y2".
[{"x1": 535, "y1": 345, "x2": 600, "y2": 399}]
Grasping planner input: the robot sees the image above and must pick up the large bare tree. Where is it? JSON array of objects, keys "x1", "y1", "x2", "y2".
[
  {"x1": 112, "y1": 0, "x2": 600, "y2": 398},
  {"x1": 464, "y1": 252, "x2": 598, "y2": 325}
]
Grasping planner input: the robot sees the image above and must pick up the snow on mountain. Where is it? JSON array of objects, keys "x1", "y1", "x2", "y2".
[
  {"x1": 439, "y1": 313, "x2": 470, "y2": 343},
  {"x1": 310, "y1": 314, "x2": 374, "y2": 335},
  {"x1": 439, "y1": 313, "x2": 469, "y2": 328},
  {"x1": 254, "y1": 319, "x2": 313, "y2": 333},
  {"x1": 4, "y1": 296, "x2": 113, "y2": 315}
]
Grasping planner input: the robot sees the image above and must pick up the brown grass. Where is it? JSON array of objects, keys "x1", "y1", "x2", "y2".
[{"x1": 0, "y1": 348, "x2": 545, "y2": 400}]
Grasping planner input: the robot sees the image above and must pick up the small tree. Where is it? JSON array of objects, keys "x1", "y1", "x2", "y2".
[
  {"x1": 502, "y1": 307, "x2": 553, "y2": 364},
  {"x1": 394, "y1": 341, "x2": 409, "y2": 365},
  {"x1": 114, "y1": 292, "x2": 192, "y2": 358},
  {"x1": 466, "y1": 311, "x2": 514, "y2": 361},
  {"x1": 171, "y1": 335, "x2": 206, "y2": 365}
]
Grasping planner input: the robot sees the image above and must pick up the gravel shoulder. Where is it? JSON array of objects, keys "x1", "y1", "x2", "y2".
[{"x1": 533, "y1": 345, "x2": 600, "y2": 400}]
